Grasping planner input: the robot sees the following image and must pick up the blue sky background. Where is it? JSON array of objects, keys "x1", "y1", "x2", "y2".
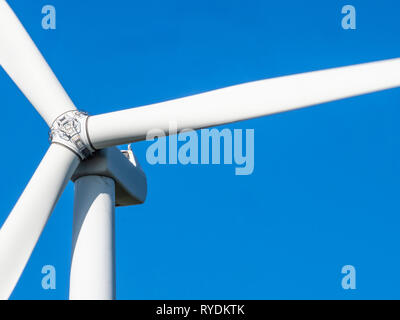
[{"x1": 1, "y1": 0, "x2": 400, "y2": 299}]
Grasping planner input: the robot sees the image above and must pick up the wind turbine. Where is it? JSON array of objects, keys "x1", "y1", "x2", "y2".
[{"x1": 1, "y1": 0, "x2": 400, "y2": 300}]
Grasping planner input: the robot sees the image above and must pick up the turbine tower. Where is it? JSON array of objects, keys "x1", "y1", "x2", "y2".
[{"x1": 1, "y1": 0, "x2": 400, "y2": 299}]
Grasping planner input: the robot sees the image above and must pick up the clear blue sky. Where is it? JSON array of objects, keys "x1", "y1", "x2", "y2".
[{"x1": 1, "y1": 0, "x2": 400, "y2": 299}]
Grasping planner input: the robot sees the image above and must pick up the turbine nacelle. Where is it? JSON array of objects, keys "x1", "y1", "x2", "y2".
[{"x1": 72, "y1": 147, "x2": 147, "y2": 207}]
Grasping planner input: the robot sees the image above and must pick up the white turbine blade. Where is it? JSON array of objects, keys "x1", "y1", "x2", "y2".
[
  {"x1": 0, "y1": 0, "x2": 76, "y2": 126},
  {"x1": 0, "y1": 144, "x2": 80, "y2": 300},
  {"x1": 87, "y1": 58, "x2": 400, "y2": 149}
]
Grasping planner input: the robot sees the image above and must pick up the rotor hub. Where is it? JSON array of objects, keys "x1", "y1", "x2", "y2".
[{"x1": 49, "y1": 110, "x2": 95, "y2": 160}]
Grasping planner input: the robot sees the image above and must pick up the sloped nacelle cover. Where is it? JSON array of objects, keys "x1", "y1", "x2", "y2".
[{"x1": 72, "y1": 147, "x2": 147, "y2": 206}]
